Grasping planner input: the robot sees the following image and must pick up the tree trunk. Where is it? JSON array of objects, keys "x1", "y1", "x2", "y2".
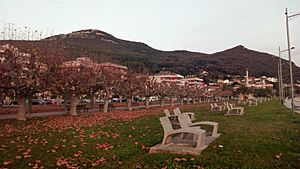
[
  {"x1": 17, "y1": 96, "x2": 26, "y2": 121},
  {"x1": 103, "y1": 98, "x2": 109, "y2": 113},
  {"x1": 119, "y1": 96, "x2": 122, "y2": 103},
  {"x1": 26, "y1": 96, "x2": 32, "y2": 114},
  {"x1": 127, "y1": 98, "x2": 133, "y2": 111},
  {"x1": 180, "y1": 98, "x2": 184, "y2": 105},
  {"x1": 160, "y1": 97, "x2": 165, "y2": 107},
  {"x1": 187, "y1": 98, "x2": 191, "y2": 105},
  {"x1": 145, "y1": 97, "x2": 150, "y2": 109},
  {"x1": 89, "y1": 94, "x2": 95, "y2": 109},
  {"x1": 64, "y1": 93, "x2": 70, "y2": 111},
  {"x1": 70, "y1": 95, "x2": 78, "y2": 116},
  {"x1": 171, "y1": 97, "x2": 175, "y2": 106},
  {"x1": 192, "y1": 98, "x2": 196, "y2": 104},
  {"x1": 4, "y1": 96, "x2": 10, "y2": 105}
]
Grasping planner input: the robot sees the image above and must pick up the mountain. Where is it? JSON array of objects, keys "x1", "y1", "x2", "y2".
[
  {"x1": 210, "y1": 45, "x2": 279, "y2": 76},
  {"x1": 0, "y1": 29, "x2": 299, "y2": 80}
]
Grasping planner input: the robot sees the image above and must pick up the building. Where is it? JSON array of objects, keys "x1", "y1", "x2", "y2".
[
  {"x1": 150, "y1": 71, "x2": 184, "y2": 85},
  {"x1": 98, "y1": 62, "x2": 128, "y2": 73},
  {"x1": 217, "y1": 79, "x2": 232, "y2": 85},
  {"x1": 182, "y1": 76, "x2": 205, "y2": 88},
  {"x1": 244, "y1": 69, "x2": 274, "y2": 89},
  {"x1": 150, "y1": 71, "x2": 206, "y2": 88},
  {"x1": 62, "y1": 57, "x2": 128, "y2": 73},
  {"x1": 62, "y1": 57, "x2": 95, "y2": 68},
  {"x1": 266, "y1": 77, "x2": 278, "y2": 83}
]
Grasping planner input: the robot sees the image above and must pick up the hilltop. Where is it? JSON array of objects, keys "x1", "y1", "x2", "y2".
[{"x1": 1, "y1": 29, "x2": 299, "y2": 80}]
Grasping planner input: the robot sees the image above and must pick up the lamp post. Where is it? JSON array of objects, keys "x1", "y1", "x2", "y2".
[
  {"x1": 285, "y1": 8, "x2": 300, "y2": 113},
  {"x1": 278, "y1": 49, "x2": 281, "y2": 103},
  {"x1": 278, "y1": 46, "x2": 295, "y2": 104}
]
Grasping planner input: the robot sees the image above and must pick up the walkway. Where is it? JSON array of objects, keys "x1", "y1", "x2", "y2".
[
  {"x1": 0, "y1": 103, "x2": 182, "y2": 120},
  {"x1": 283, "y1": 98, "x2": 300, "y2": 114}
]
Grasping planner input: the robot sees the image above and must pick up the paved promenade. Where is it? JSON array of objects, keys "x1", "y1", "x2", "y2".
[
  {"x1": 0, "y1": 103, "x2": 180, "y2": 120},
  {"x1": 283, "y1": 98, "x2": 300, "y2": 114}
]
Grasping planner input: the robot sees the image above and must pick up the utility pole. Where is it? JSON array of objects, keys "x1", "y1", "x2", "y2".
[
  {"x1": 278, "y1": 47, "x2": 282, "y2": 103},
  {"x1": 279, "y1": 48, "x2": 284, "y2": 102},
  {"x1": 285, "y1": 8, "x2": 297, "y2": 113},
  {"x1": 279, "y1": 46, "x2": 295, "y2": 102}
]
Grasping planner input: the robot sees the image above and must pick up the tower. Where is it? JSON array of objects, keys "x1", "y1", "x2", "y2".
[{"x1": 246, "y1": 68, "x2": 249, "y2": 87}]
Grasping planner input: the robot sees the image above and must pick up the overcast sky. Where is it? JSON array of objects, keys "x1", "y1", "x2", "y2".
[{"x1": 1, "y1": 0, "x2": 300, "y2": 66}]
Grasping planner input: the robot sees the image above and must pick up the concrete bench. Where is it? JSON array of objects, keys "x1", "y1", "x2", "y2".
[
  {"x1": 66, "y1": 104, "x2": 89, "y2": 112},
  {"x1": 99, "y1": 103, "x2": 115, "y2": 111}
]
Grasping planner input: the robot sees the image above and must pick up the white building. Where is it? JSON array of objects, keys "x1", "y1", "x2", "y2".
[
  {"x1": 266, "y1": 77, "x2": 278, "y2": 83},
  {"x1": 182, "y1": 77, "x2": 205, "y2": 88},
  {"x1": 150, "y1": 71, "x2": 184, "y2": 85},
  {"x1": 62, "y1": 57, "x2": 128, "y2": 73},
  {"x1": 244, "y1": 69, "x2": 274, "y2": 89},
  {"x1": 150, "y1": 71, "x2": 205, "y2": 88}
]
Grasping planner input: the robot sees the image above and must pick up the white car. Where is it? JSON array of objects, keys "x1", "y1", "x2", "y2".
[{"x1": 149, "y1": 96, "x2": 159, "y2": 101}]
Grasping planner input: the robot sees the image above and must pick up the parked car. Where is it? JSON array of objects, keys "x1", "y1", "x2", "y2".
[
  {"x1": 183, "y1": 98, "x2": 192, "y2": 103},
  {"x1": 96, "y1": 99, "x2": 105, "y2": 103},
  {"x1": 44, "y1": 99, "x2": 57, "y2": 105},
  {"x1": 10, "y1": 100, "x2": 18, "y2": 105},
  {"x1": 31, "y1": 99, "x2": 46, "y2": 105},
  {"x1": 133, "y1": 96, "x2": 143, "y2": 102},
  {"x1": 111, "y1": 95, "x2": 127, "y2": 102},
  {"x1": 78, "y1": 99, "x2": 90, "y2": 104},
  {"x1": 149, "y1": 96, "x2": 159, "y2": 101},
  {"x1": 54, "y1": 99, "x2": 64, "y2": 105},
  {"x1": 111, "y1": 97, "x2": 121, "y2": 102}
]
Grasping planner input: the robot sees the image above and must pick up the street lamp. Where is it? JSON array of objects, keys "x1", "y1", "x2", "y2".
[
  {"x1": 285, "y1": 8, "x2": 300, "y2": 113},
  {"x1": 278, "y1": 46, "x2": 295, "y2": 104},
  {"x1": 277, "y1": 50, "x2": 281, "y2": 103}
]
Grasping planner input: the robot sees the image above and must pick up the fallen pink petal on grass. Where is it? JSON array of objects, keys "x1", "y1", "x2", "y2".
[{"x1": 3, "y1": 160, "x2": 13, "y2": 166}]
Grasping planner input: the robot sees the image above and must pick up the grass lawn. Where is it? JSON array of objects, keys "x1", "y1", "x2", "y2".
[{"x1": 0, "y1": 100, "x2": 299, "y2": 168}]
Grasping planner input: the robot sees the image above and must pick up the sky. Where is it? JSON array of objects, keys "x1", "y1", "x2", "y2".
[{"x1": 0, "y1": 0, "x2": 300, "y2": 65}]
